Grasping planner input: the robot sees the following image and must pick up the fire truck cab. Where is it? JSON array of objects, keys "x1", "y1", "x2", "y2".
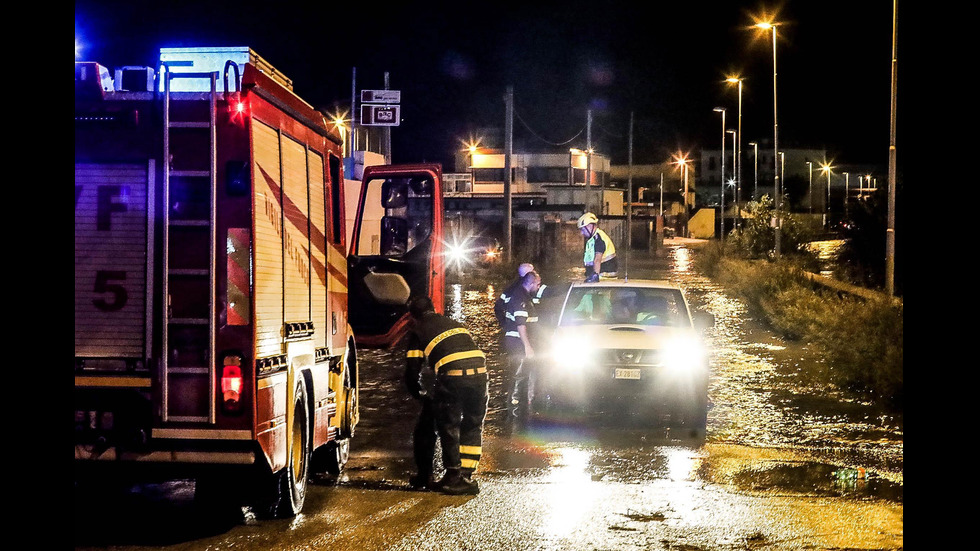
[{"x1": 74, "y1": 46, "x2": 441, "y2": 516}]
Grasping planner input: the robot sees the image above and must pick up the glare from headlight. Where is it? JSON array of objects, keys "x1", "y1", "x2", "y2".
[
  {"x1": 447, "y1": 243, "x2": 467, "y2": 265},
  {"x1": 661, "y1": 335, "x2": 707, "y2": 373},
  {"x1": 551, "y1": 337, "x2": 592, "y2": 370}
]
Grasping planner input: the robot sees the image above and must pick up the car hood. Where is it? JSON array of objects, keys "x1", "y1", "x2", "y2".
[{"x1": 550, "y1": 324, "x2": 695, "y2": 350}]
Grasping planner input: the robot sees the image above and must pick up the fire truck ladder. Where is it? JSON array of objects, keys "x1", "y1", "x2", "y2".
[{"x1": 160, "y1": 66, "x2": 218, "y2": 423}]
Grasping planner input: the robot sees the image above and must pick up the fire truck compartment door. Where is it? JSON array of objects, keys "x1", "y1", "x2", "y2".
[{"x1": 75, "y1": 162, "x2": 152, "y2": 360}]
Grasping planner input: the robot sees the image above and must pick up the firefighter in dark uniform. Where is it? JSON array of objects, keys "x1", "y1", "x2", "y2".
[
  {"x1": 494, "y1": 263, "x2": 536, "y2": 330},
  {"x1": 404, "y1": 332, "x2": 439, "y2": 490},
  {"x1": 501, "y1": 270, "x2": 541, "y2": 407},
  {"x1": 405, "y1": 295, "x2": 488, "y2": 495}
]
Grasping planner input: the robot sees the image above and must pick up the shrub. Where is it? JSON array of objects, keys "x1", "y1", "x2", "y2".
[{"x1": 703, "y1": 249, "x2": 903, "y2": 409}]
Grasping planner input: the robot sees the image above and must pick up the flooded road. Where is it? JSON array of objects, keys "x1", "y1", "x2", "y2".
[{"x1": 75, "y1": 244, "x2": 902, "y2": 550}]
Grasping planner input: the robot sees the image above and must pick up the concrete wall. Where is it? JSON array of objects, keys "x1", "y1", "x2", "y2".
[{"x1": 689, "y1": 208, "x2": 715, "y2": 239}]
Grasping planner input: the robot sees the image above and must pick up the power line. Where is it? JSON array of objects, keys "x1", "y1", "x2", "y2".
[{"x1": 513, "y1": 105, "x2": 584, "y2": 147}]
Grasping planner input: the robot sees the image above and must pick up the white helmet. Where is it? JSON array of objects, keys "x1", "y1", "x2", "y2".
[{"x1": 577, "y1": 212, "x2": 598, "y2": 229}]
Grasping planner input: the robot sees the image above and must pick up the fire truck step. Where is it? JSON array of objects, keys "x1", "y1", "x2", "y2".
[
  {"x1": 171, "y1": 170, "x2": 210, "y2": 178},
  {"x1": 169, "y1": 317, "x2": 209, "y2": 325}
]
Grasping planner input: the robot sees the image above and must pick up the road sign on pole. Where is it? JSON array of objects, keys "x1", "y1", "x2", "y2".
[
  {"x1": 360, "y1": 104, "x2": 400, "y2": 126},
  {"x1": 360, "y1": 89, "x2": 401, "y2": 104}
]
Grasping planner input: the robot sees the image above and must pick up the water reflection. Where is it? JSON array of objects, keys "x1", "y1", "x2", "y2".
[
  {"x1": 806, "y1": 239, "x2": 847, "y2": 278},
  {"x1": 542, "y1": 448, "x2": 595, "y2": 536},
  {"x1": 449, "y1": 283, "x2": 463, "y2": 322}
]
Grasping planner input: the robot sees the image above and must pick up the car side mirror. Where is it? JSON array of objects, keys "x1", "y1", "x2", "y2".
[
  {"x1": 381, "y1": 179, "x2": 408, "y2": 209},
  {"x1": 380, "y1": 216, "x2": 409, "y2": 256}
]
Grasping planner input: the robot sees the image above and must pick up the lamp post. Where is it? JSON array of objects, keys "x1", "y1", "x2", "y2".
[
  {"x1": 820, "y1": 162, "x2": 832, "y2": 229},
  {"x1": 468, "y1": 143, "x2": 478, "y2": 192},
  {"x1": 713, "y1": 107, "x2": 726, "y2": 242},
  {"x1": 806, "y1": 160, "x2": 813, "y2": 214},
  {"x1": 726, "y1": 128, "x2": 736, "y2": 238},
  {"x1": 569, "y1": 148, "x2": 583, "y2": 187},
  {"x1": 755, "y1": 19, "x2": 781, "y2": 257},
  {"x1": 330, "y1": 112, "x2": 351, "y2": 157},
  {"x1": 726, "y1": 76, "x2": 744, "y2": 229},
  {"x1": 748, "y1": 141, "x2": 758, "y2": 201},
  {"x1": 842, "y1": 171, "x2": 849, "y2": 220},
  {"x1": 673, "y1": 153, "x2": 691, "y2": 237}
]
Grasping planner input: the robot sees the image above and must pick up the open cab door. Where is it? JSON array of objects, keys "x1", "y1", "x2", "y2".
[{"x1": 348, "y1": 164, "x2": 445, "y2": 347}]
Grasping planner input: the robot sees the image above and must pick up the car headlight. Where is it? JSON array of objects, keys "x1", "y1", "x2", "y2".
[
  {"x1": 550, "y1": 337, "x2": 593, "y2": 370},
  {"x1": 661, "y1": 335, "x2": 707, "y2": 373}
]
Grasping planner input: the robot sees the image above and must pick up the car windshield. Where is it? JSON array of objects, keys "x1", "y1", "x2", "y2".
[{"x1": 559, "y1": 287, "x2": 691, "y2": 327}]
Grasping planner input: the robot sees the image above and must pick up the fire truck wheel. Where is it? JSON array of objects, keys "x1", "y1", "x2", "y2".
[
  {"x1": 339, "y1": 358, "x2": 358, "y2": 439},
  {"x1": 271, "y1": 377, "x2": 310, "y2": 518}
]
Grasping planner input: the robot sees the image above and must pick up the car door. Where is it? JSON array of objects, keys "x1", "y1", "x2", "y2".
[{"x1": 347, "y1": 164, "x2": 444, "y2": 347}]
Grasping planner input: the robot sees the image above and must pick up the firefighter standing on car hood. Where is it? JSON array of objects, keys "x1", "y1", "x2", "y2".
[
  {"x1": 405, "y1": 296, "x2": 488, "y2": 495},
  {"x1": 578, "y1": 212, "x2": 617, "y2": 282}
]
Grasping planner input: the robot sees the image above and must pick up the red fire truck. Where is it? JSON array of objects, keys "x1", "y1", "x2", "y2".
[{"x1": 75, "y1": 46, "x2": 444, "y2": 516}]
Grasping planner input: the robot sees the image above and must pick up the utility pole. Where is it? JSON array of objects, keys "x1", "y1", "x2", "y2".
[
  {"x1": 350, "y1": 68, "x2": 357, "y2": 154},
  {"x1": 585, "y1": 110, "x2": 592, "y2": 214},
  {"x1": 504, "y1": 86, "x2": 513, "y2": 264},
  {"x1": 383, "y1": 72, "x2": 391, "y2": 163},
  {"x1": 626, "y1": 111, "x2": 634, "y2": 278},
  {"x1": 659, "y1": 172, "x2": 664, "y2": 216},
  {"x1": 886, "y1": 0, "x2": 898, "y2": 296}
]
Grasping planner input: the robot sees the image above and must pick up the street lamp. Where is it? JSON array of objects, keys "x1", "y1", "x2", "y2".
[
  {"x1": 569, "y1": 147, "x2": 583, "y2": 187},
  {"x1": 726, "y1": 76, "x2": 744, "y2": 229},
  {"x1": 672, "y1": 153, "x2": 691, "y2": 236},
  {"x1": 842, "y1": 171, "x2": 849, "y2": 219},
  {"x1": 806, "y1": 160, "x2": 813, "y2": 214},
  {"x1": 330, "y1": 111, "x2": 351, "y2": 157},
  {"x1": 755, "y1": 18, "x2": 781, "y2": 257},
  {"x1": 713, "y1": 107, "x2": 726, "y2": 242},
  {"x1": 726, "y1": 128, "x2": 736, "y2": 237},
  {"x1": 820, "y1": 162, "x2": 832, "y2": 229},
  {"x1": 748, "y1": 141, "x2": 758, "y2": 201}
]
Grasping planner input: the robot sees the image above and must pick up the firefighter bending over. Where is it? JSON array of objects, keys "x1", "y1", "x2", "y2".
[{"x1": 405, "y1": 295, "x2": 488, "y2": 495}]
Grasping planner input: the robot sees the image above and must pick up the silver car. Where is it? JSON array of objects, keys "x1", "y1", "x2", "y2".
[{"x1": 534, "y1": 279, "x2": 712, "y2": 429}]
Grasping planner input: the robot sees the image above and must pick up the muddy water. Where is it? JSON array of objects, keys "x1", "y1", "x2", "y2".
[
  {"x1": 73, "y1": 244, "x2": 902, "y2": 550},
  {"x1": 441, "y1": 245, "x2": 903, "y2": 497},
  {"x1": 663, "y1": 246, "x2": 902, "y2": 486}
]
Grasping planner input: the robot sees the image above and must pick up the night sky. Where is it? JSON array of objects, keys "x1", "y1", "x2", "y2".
[{"x1": 75, "y1": 1, "x2": 902, "y2": 170}]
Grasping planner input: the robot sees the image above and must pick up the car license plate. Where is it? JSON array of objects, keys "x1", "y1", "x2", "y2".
[{"x1": 615, "y1": 368, "x2": 641, "y2": 380}]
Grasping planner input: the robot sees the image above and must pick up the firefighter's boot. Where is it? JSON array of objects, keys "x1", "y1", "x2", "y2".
[
  {"x1": 408, "y1": 472, "x2": 434, "y2": 490},
  {"x1": 436, "y1": 468, "x2": 479, "y2": 495}
]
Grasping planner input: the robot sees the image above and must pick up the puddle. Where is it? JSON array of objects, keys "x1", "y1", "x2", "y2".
[{"x1": 731, "y1": 460, "x2": 903, "y2": 502}]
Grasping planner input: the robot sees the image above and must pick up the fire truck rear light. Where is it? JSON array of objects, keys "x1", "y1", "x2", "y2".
[
  {"x1": 227, "y1": 96, "x2": 249, "y2": 124},
  {"x1": 221, "y1": 355, "x2": 244, "y2": 414}
]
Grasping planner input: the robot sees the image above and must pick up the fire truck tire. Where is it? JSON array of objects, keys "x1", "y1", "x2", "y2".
[
  {"x1": 338, "y1": 348, "x2": 358, "y2": 439},
  {"x1": 270, "y1": 376, "x2": 311, "y2": 518}
]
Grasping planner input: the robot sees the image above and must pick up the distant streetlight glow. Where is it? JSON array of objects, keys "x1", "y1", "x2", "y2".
[
  {"x1": 753, "y1": 16, "x2": 782, "y2": 257},
  {"x1": 672, "y1": 152, "x2": 692, "y2": 236},
  {"x1": 713, "y1": 107, "x2": 726, "y2": 242},
  {"x1": 725, "y1": 76, "x2": 744, "y2": 230},
  {"x1": 806, "y1": 160, "x2": 814, "y2": 214},
  {"x1": 329, "y1": 111, "x2": 351, "y2": 156},
  {"x1": 820, "y1": 162, "x2": 833, "y2": 229}
]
